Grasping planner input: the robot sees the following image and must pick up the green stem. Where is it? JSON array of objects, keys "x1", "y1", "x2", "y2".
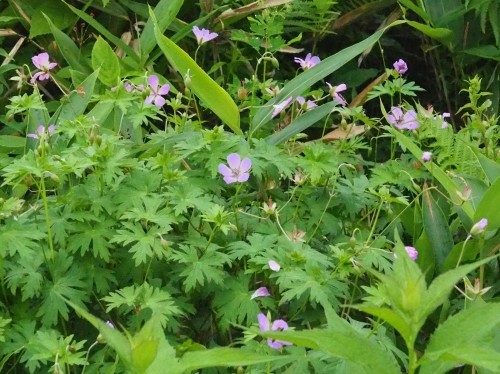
[{"x1": 40, "y1": 175, "x2": 55, "y2": 260}]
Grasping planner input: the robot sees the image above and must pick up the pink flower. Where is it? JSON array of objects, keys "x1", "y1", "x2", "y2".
[
  {"x1": 405, "y1": 246, "x2": 418, "y2": 261},
  {"x1": 272, "y1": 96, "x2": 293, "y2": 118},
  {"x1": 251, "y1": 287, "x2": 270, "y2": 300},
  {"x1": 422, "y1": 152, "x2": 432, "y2": 163},
  {"x1": 294, "y1": 53, "x2": 320, "y2": 70},
  {"x1": 145, "y1": 75, "x2": 170, "y2": 107},
  {"x1": 268, "y1": 260, "x2": 280, "y2": 272},
  {"x1": 31, "y1": 53, "x2": 57, "y2": 83},
  {"x1": 387, "y1": 106, "x2": 419, "y2": 130},
  {"x1": 470, "y1": 218, "x2": 488, "y2": 236},
  {"x1": 326, "y1": 83, "x2": 347, "y2": 106},
  {"x1": 27, "y1": 124, "x2": 55, "y2": 139},
  {"x1": 296, "y1": 96, "x2": 317, "y2": 110},
  {"x1": 257, "y1": 313, "x2": 292, "y2": 349},
  {"x1": 440, "y1": 112, "x2": 451, "y2": 128},
  {"x1": 192, "y1": 26, "x2": 218, "y2": 45},
  {"x1": 393, "y1": 59, "x2": 408, "y2": 74},
  {"x1": 218, "y1": 153, "x2": 251, "y2": 184}
]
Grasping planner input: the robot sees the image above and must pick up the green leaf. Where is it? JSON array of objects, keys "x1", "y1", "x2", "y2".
[
  {"x1": 387, "y1": 127, "x2": 474, "y2": 218},
  {"x1": 406, "y1": 21, "x2": 453, "y2": 45},
  {"x1": 250, "y1": 22, "x2": 404, "y2": 135},
  {"x1": 266, "y1": 101, "x2": 336, "y2": 144},
  {"x1": 419, "y1": 303, "x2": 500, "y2": 374},
  {"x1": 92, "y1": 36, "x2": 120, "y2": 87},
  {"x1": 152, "y1": 13, "x2": 241, "y2": 134},
  {"x1": 261, "y1": 329, "x2": 401, "y2": 374},
  {"x1": 177, "y1": 348, "x2": 284, "y2": 373},
  {"x1": 29, "y1": 2, "x2": 75, "y2": 38},
  {"x1": 42, "y1": 13, "x2": 90, "y2": 74},
  {"x1": 139, "y1": 0, "x2": 183, "y2": 60},
  {"x1": 422, "y1": 189, "x2": 453, "y2": 271},
  {"x1": 353, "y1": 306, "x2": 411, "y2": 342},
  {"x1": 474, "y1": 177, "x2": 500, "y2": 229},
  {"x1": 472, "y1": 151, "x2": 500, "y2": 184},
  {"x1": 0, "y1": 135, "x2": 26, "y2": 148}
]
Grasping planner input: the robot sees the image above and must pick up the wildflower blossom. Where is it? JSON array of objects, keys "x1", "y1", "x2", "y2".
[
  {"x1": 294, "y1": 53, "x2": 320, "y2": 70},
  {"x1": 272, "y1": 96, "x2": 293, "y2": 118},
  {"x1": 326, "y1": 83, "x2": 347, "y2": 106},
  {"x1": 470, "y1": 218, "x2": 487, "y2": 236},
  {"x1": 393, "y1": 59, "x2": 408, "y2": 74},
  {"x1": 105, "y1": 321, "x2": 115, "y2": 329},
  {"x1": 261, "y1": 199, "x2": 277, "y2": 215},
  {"x1": 387, "y1": 106, "x2": 419, "y2": 130},
  {"x1": 145, "y1": 75, "x2": 170, "y2": 107},
  {"x1": 296, "y1": 96, "x2": 317, "y2": 110},
  {"x1": 268, "y1": 260, "x2": 280, "y2": 272},
  {"x1": 257, "y1": 313, "x2": 292, "y2": 349},
  {"x1": 218, "y1": 153, "x2": 251, "y2": 184},
  {"x1": 251, "y1": 287, "x2": 271, "y2": 300},
  {"x1": 31, "y1": 53, "x2": 57, "y2": 83},
  {"x1": 192, "y1": 26, "x2": 218, "y2": 45},
  {"x1": 405, "y1": 246, "x2": 418, "y2": 261},
  {"x1": 422, "y1": 152, "x2": 432, "y2": 163},
  {"x1": 440, "y1": 112, "x2": 451, "y2": 128},
  {"x1": 27, "y1": 125, "x2": 55, "y2": 139}
]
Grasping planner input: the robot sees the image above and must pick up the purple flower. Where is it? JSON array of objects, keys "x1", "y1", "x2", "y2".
[
  {"x1": 218, "y1": 153, "x2": 251, "y2": 184},
  {"x1": 440, "y1": 112, "x2": 450, "y2": 128},
  {"x1": 405, "y1": 246, "x2": 418, "y2": 261},
  {"x1": 393, "y1": 59, "x2": 408, "y2": 74},
  {"x1": 27, "y1": 124, "x2": 55, "y2": 139},
  {"x1": 422, "y1": 152, "x2": 432, "y2": 163},
  {"x1": 387, "y1": 106, "x2": 419, "y2": 130},
  {"x1": 251, "y1": 287, "x2": 271, "y2": 300},
  {"x1": 296, "y1": 96, "x2": 317, "y2": 110},
  {"x1": 272, "y1": 96, "x2": 293, "y2": 118},
  {"x1": 257, "y1": 313, "x2": 292, "y2": 349},
  {"x1": 294, "y1": 53, "x2": 320, "y2": 70},
  {"x1": 192, "y1": 26, "x2": 218, "y2": 45},
  {"x1": 268, "y1": 260, "x2": 280, "y2": 272},
  {"x1": 105, "y1": 321, "x2": 115, "y2": 329},
  {"x1": 31, "y1": 53, "x2": 57, "y2": 83},
  {"x1": 145, "y1": 75, "x2": 169, "y2": 107},
  {"x1": 326, "y1": 83, "x2": 347, "y2": 106},
  {"x1": 470, "y1": 218, "x2": 488, "y2": 236}
]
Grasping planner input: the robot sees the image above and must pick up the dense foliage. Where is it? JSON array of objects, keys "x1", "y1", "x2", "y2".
[{"x1": 0, "y1": 1, "x2": 499, "y2": 373}]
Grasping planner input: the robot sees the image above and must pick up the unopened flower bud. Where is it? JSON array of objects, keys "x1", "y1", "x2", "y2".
[
  {"x1": 470, "y1": 218, "x2": 487, "y2": 236},
  {"x1": 237, "y1": 88, "x2": 248, "y2": 100}
]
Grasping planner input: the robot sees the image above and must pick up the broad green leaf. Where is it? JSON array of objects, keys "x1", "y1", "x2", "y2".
[
  {"x1": 250, "y1": 22, "x2": 404, "y2": 135},
  {"x1": 266, "y1": 101, "x2": 336, "y2": 145},
  {"x1": 422, "y1": 189, "x2": 453, "y2": 271},
  {"x1": 43, "y1": 13, "x2": 90, "y2": 74},
  {"x1": 420, "y1": 256, "x2": 498, "y2": 320},
  {"x1": 406, "y1": 21, "x2": 453, "y2": 45},
  {"x1": 50, "y1": 69, "x2": 100, "y2": 123},
  {"x1": 472, "y1": 150, "x2": 500, "y2": 184},
  {"x1": 92, "y1": 36, "x2": 120, "y2": 87},
  {"x1": 353, "y1": 306, "x2": 411, "y2": 342},
  {"x1": 261, "y1": 329, "x2": 401, "y2": 374},
  {"x1": 474, "y1": 177, "x2": 500, "y2": 229},
  {"x1": 0, "y1": 135, "x2": 26, "y2": 148},
  {"x1": 177, "y1": 348, "x2": 283, "y2": 373},
  {"x1": 63, "y1": 1, "x2": 141, "y2": 65},
  {"x1": 29, "y1": 2, "x2": 75, "y2": 38},
  {"x1": 152, "y1": 12, "x2": 241, "y2": 134},
  {"x1": 419, "y1": 303, "x2": 500, "y2": 374},
  {"x1": 387, "y1": 127, "x2": 474, "y2": 218},
  {"x1": 139, "y1": 0, "x2": 183, "y2": 59},
  {"x1": 463, "y1": 45, "x2": 500, "y2": 61}
]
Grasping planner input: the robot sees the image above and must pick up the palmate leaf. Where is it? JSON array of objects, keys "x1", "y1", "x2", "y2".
[
  {"x1": 0, "y1": 217, "x2": 46, "y2": 258},
  {"x1": 171, "y1": 244, "x2": 231, "y2": 292},
  {"x1": 166, "y1": 183, "x2": 213, "y2": 216},
  {"x1": 120, "y1": 195, "x2": 177, "y2": 229},
  {"x1": 5, "y1": 251, "x2": 45, "y2": 301},
  {"x1": 67, "y1": 216, "x2": 116, "y2": 261},
  {"x1": 111, "y1": 222, "x2": 171, "y2": 265}
]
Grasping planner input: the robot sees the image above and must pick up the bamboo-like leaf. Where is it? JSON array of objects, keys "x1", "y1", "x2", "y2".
[
  {"x1": 250, "y1": 22, "x2": 404, "y2": 136},
  {"x1": 152, "y1": 10, "x2": 241, "y2": 134}
]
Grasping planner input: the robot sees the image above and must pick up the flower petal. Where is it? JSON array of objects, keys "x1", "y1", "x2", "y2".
[
  {"x1": 237, "y1": 172, "x2": 250, "y2": 183},
  {"x1": 226, "y1": 153, "x2": 241, "y2": 169},
  {"x1": 223, "y1": 175, "x2": 238, "y2": 184},
  {"x1": 257, "y1": 313, "x2": 270, "y2": 331},
  {"x1": 148, "y1": 75, "x2": 159, "y2": 90},
  {"x1": 239, "y1": 157, "x2": 251, "y2": 172},
  {"x1": 158, "y1": 84, "x2": 170, "y2": 96},
  {"x1": 251, "y1": 287, "x2": 270, "y2": 299},
  {"x1": 154, "y1": 95, "x2": 166, "y2": 107},
  {"x1": 271, "y1": 319, "x2": 288, "y2": 331},
  {"x1": 268, "y1": 260, "x2": 280, "y2": 272},
  {"x1": 218, "y1": 164, "x2": 232, "y2": 177}
]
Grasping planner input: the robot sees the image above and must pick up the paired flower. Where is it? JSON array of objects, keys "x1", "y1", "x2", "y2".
[
  {"x1": 294, "y1": 53, "x2": 320, "y2": 70},
  {"x1": 192, "y1": 26, "x2": 218, "y2": 45},
  {"x1": 272, "y1": 96, "x2": 293, "y2": 118},
  {"x1": 268, "y1": 260, "x2": 280, "y2": 272},
  {"x1": 27, "y1": 124, "x2": 55, "y2": 139},
  {"x1": 31, "y1": 53, "x2": 57, "y2": 83},
  {"x1": 326, "y1": 83, "x2": 347, "y2": 106},
  {"x1": 218, "y1": 153, "x2": 252, "y2": 184},
  {"x1": 296, "y1": 96, "x2": 317, "y2": 111},
  {"x1": 251, "y1": 287, "x2": 270, "y2": 300},
  {"x1": 387, "y1": 106, "x2": 419, "y2": 130},
  {"x1": 470, "y1": 218, "x2": 488, "y2": 236},
  {"x1": 393, "y1": 59, "x2": 408, "y2": 75},
  {"x1": 257, "y1": 313, "x2": 292, "y2": 349},
  {"x1": 145, "y1": 75, "x2": 170, "y2": 107},
  {"x1": 422, "y1": 152, "x2": 432, "y2": 163}
]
